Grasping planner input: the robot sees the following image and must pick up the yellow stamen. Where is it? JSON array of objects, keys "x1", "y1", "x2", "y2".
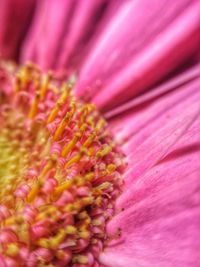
[
  {"x1": 96, "y1": 118, "x2": 106, "y2": 132},
  {"x1": 65, "y1": 225, "x2": 77, "y2": 234},
  {"x1": 40, "y1": 72, "x2": 52, "y2": 100},
  {"x1": 96, "y1": 145, "x2": 112, "y2": 159},
  {"x1": 107, "y1": 163, "x2": 116, "y2": 173},
  {"x1": 53, "y1": 113, "x2": 70, "y2": 141},
  {"x1": 85, "y1": 172, "x2": 95, "y2": 181},
  {"x1": 39, "y1": 157, "x2": 56, "y2": 179},
  {"x1": 37, "y1": 238, "x2": 49, "y2": 249},
  {"x1": 79, "y1": 230, "x2": 90, "y2": 239},
  {"x1": 49, "y1": 229, "x2": 66, "y2": 249},
  {"x1": 47, "y1": 83, "x2": 71, "y2": 123},
  {"x1": 28, "y1": 92, "x2": 40, "y2": 119},
  {"x1": 14, "y1": 74, "x2": 21, "y2": 92},
  {"x1": 83, "y1": 132, "x2": 96, "y2": 148},
  {"x1": 0, "y1": 62, "x2": 124, "y2": 266},
  {"x1": 61, "y1": 133, "x2": 80, "y2": 157},
  {"x1": 73, "y1": 255, "x2": 88, "y2": 264},
  {"x1": 53, "y1": 180, "x2": 73, "y2": 196},
  {"x1": 64, "y1": 151, "x2": 84, "y2": 168},
  {"x1": 27, "y1": 180, "x2": 42, "y2": 203}
]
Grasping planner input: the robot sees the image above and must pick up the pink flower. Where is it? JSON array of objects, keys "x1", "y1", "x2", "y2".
[{"x1": 0, "y1": 1, "x2": 200, "y2": 267}]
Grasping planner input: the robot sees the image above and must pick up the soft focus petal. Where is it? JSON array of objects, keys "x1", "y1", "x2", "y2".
[
  {"x1": 75, "y1": 0, "x2": 200, "y2": 111},
  {"x1": 21, "y1": 0, "x2": 115, "y2": 74},
  {"x1": 0, "y1": 0, "x2": 35, "y2": 60},
  {"x1": 20, "y1": 0, "x2": 74, "y2": 69}
]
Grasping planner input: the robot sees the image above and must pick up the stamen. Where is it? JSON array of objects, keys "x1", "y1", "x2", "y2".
[
  {"x1": 53, "y1": 113, "x2": 71, "y2": 141},
  {"x1": 40, "y1": 72, "x2": 52, "y2": 100},
  {"x1": 28, "y1": 91, "x2": 40, "y2": 119},
  {"x1": 47, "y1": 83, "x2": 71, "y2": 124}
]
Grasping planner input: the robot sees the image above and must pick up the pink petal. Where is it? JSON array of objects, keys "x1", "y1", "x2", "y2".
[
  {"x1": 105, "y1": 63, "x2": 200, "y2": 120},
  {"x1": 20, "y1": 0, "x2": 74, "y2": 69},
  {"x1": 123, "y1": 90, "x2": 200, "y2": 185},
  {"x1": 117, "y1": 131, "x2": 200, "y2": 209},
  {"x1": 0, "y1": 0, "x2": 35, "y2": 60},
  {"x1": 108, "y1": 72, "x2": 200, "y2": 144},
  {"x1": 56, "y1": 0, "x2": 110, "y2": 70},
  {"x1": 100, "y1": 208, "x2": 200, "y2": 267},
  {"x1": 21, "y1": 0, "x2": 113, "y2": 73},
  {"x1": 75, "y1": 0, "x2": 200, "y2": 110},
  {"x1": 100, "y1": 150, "x2": 200, "y2": 267},
  {"x1": 99, "y1": 67, "x2": 200, "y2": 266}
]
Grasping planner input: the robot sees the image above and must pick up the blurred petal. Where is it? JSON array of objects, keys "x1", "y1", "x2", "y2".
[
  {"x1": 20, "y1": 0, "x2": 74, "y2": 69},
  {"x1": 75, "y1": 0, "x2": 200, "y2": 111},
  {"x1": 0, "y1": 0, "x2": 35, "y2": 60},
  {"x1": 21, "y1": 0, "x2": 113, "y2": 73},
  {"x1": 56, "y1": 0, "x2": 110, "y2": 70}
]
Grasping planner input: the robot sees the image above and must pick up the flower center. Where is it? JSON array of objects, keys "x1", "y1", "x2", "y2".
[{"x1": 0, "y1": 63, "x2": 124, "y2": 267}]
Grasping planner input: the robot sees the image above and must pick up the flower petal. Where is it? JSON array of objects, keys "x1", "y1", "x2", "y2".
[
  {"x1": 55, "y1": 0, "x2": 112, "y2": 70},
  {"x1": 122, "y1": 88, "x2": 200, "y2": 185},
  {"x1": 105, "y1": 63, "x2": 200, "y2": 120},
  {"x1": 100, "y1": 208, "x2": 200, "y2": 267},
  {"x1": 117, "y1": 118, "x2": 200, "y2": 209},
  {"x1": 110, "y1": 76, "x2": 200, "y2": 146},
  {"x1": 20, "y1": 0, "x2": 74, "y2": 70},
  {"x1": 100, "y1": 149, "x2": 200, "y2": 267},
  {"x1": 75, "y1": 0, "x2": 200, "y2": 110},
  {"x1": 0, "y1": 0, "x2": 35, "y2": 60},
  {"x1": 21, "y1": 0, "x2": 112, "y2": 73}
]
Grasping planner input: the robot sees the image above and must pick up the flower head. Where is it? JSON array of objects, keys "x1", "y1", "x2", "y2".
[{"x1": 0, "y1": 1, "x2": 200, "y2": 267}]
